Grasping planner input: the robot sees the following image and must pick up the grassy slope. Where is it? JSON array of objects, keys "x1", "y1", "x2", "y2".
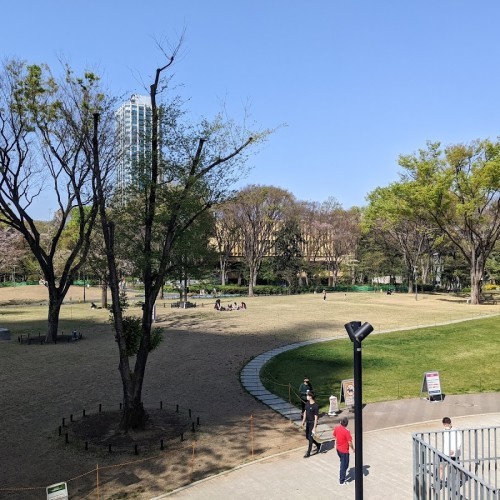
[{"x1": 261, "y1": 316, "x2": 500, "y2": 412}]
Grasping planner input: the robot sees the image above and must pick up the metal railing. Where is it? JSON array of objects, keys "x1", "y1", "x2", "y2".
[{"x1": 413, "y1": 426, "x2": 500, "y2": 499}]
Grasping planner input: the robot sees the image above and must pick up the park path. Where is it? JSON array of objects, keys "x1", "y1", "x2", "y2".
[{"x1": 159, "y1": 395, "x2": 500, "y2": 499}]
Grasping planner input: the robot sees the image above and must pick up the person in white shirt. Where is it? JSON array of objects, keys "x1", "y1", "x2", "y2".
[{"x1": 440, "y1": 417, "x2": 462, "y2": 480}]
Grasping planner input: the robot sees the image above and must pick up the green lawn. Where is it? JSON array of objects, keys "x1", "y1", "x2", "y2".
[{"x1": 261, "y1": 316, "x2": 500, "y2": 412}]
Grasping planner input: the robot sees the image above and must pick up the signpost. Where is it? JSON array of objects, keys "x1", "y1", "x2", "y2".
[
  {"x1": 340, "y1": 378, "x2": 355, "y2": 408},
  {"x1": 46, "y1": 482, "x2": 68, "y2": 500},
  {"x1": 421, "y1": 371, "x2": 443, "y2": 402}
]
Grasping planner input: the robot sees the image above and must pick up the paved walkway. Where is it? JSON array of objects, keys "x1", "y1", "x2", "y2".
[
  {"x1": 158, "y1": 397, "x2": 500, "y2": 499},
  {"x1": 155, "y1": 339, "x2": 500, "y2": 499}
]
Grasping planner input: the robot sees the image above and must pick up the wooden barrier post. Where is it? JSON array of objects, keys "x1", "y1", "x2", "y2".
[
  {"x1": 190, "y1": 442, "x2": 196, "y2": 482},
  {"x1": 96, "y1": 463, "x2": 99, "y2": 500},
  {"x1": 250, "y1": 415, "x2": 254, "y2": 458}
]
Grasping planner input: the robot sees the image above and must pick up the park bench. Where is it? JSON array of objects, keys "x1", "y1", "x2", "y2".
[
  {"x1": 55, "y1": 331, "x2": 83, "y2": 342},
  {"x1": 481, "y1": 293, "x2": 498, "y2": 305},
  {"x1": 171, "y1": 301, "x2": 197, "y2": 309},
  {"x1": 18, "y1": 332, "x2": 45, "y2": 345},
  {"x1": 18, "y1": 331, "x2": 83, "y2": 344}
]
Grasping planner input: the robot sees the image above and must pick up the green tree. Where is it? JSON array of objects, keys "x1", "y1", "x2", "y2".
[
  {"x1": 273, "y1": 218, "x2": 304, "y2": 290},
  {"x1": 167, "y1": 208, "x2": 218, "y2": 302},
  {"x1": 398, "y1": 140, "x2": 500, "y2": 304},
  {"x1": 485, "y1": 240, "x2": 500, "y2": 284},
  {"x1": 93, "y1": 49, "x2": 269, "y2": 430},
  {"x1": 364, "y1": 183, "x2": 438, "y2": 293}
]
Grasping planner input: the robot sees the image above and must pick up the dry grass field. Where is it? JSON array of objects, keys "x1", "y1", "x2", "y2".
[{"x1": 0, "y1": 285, "x2": 498, "y2": 498}]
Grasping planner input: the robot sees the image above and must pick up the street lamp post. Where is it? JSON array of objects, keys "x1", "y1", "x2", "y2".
[{"x1": 345, "y1": 321, "x2": 374, "y2": 500}]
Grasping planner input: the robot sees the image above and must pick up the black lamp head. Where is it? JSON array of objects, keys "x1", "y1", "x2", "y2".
[
  {"x1": 355, "y1": 322, "x2": 374, "y2": 341},
  {"x1": 344, "y1": 321, "x2": 361, "y2": 342},
  {"x1": 344, "y1": 321, "x2": 373, "y2": 342}
]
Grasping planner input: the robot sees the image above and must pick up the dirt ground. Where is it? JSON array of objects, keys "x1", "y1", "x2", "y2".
[{"x1": 0, "y1": 285, "x2": 498, "y2": 498}]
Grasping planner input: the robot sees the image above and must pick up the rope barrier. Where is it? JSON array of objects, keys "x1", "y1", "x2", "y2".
[
  {"x1": 259, "y1": 367, "x2": 341, "y2": 403},
  {"x1": 1, "y1": 406, "x2": 301, "y2": 496}
]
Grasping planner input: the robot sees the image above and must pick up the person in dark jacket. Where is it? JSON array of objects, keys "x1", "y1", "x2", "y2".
[
  {"x1": 301, "y1": 390, "x2": 321, "y2": 458},
  {"x1": 299, "y1": 377, "x2": 313, "y2": 415}
]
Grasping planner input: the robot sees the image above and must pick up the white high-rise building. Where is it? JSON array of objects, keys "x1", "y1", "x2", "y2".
[{"x1": 115, "y1": 94, "x2": 152, "y2": 198}]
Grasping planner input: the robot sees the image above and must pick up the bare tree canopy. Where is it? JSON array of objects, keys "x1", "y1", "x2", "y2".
[
  {"x1": 0, "y1": 59, "x2": 115, "y2": 340},
  {"x1": 228, "y1": 184, "x2": 296, "y2": 296}
]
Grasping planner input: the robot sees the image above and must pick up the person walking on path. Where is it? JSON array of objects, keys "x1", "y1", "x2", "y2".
[
  {"x1": 439, "y1": 416, "x2": 462, "y2": 481},
  {"x1": 322, "y1": 289, "x2": 327, "y2": 300},
  {"x1": 301, "y1": 390, "x2": 320, "y2": 458},
  {"x1": 333, "y1": 417, "x2": 355, "y2": 485},
  {"x1": 298, "y1": 377, "x2": 313, "y2": 416}
]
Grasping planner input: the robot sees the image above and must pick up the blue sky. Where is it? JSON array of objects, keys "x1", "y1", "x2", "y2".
[{"x1": 4, "y1": 1, "x2": 500, "y2": 219}]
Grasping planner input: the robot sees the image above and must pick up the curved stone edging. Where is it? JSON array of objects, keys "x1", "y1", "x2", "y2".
[
  {"x1": 239, "y1": 313, "x2": 500, "y2": 425},
  {"x1": 240, "y1": 336, "x2": 337, "y2": 424}
]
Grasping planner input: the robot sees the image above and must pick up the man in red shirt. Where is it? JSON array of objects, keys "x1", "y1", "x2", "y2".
[{"x1": 333, "y1": 417, "x2": 355, "y2": 485}]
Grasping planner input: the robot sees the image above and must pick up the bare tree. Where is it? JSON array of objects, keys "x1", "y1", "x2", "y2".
[
  {"x1": 317, "y1": 202, "x2": 360, "y2": 287},
  {"x1": 298, "y1": 201, "x2": 324, "y2": 286},
  {"x1": 0, "y1": 60, "x2": 115, "y2": 340},
  {"x1": 0, "y1": 226, "x2": 27, "y2": 281},
  {"x1": 229, "y1": 185, "x2": 295, "y2": 296},
  {"x1": 211, "y1": 202, "x2": 241, "y2": 285}
]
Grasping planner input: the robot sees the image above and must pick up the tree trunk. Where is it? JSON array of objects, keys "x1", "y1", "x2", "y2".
[
  {"x1": 470, "y1": 256, "x2": 484, "y2": 305},
  {"x1": 332, "y1": 266, "x2": 339, "y2": 287},
  {"x1": 219, "y1": 258, "x2": 227, "y2": 286},
  {"x1": 122, "y1": 280, "x2": 157, "y2": 431},
  {"x1": 407, "y1": 268, "x2": 414, "y2": 294},
  {"x1": 120, "y1": 391, "x2": 148, "y2": 430},
  {"x1": 183, "y1": 276, "x2": 189, "y2": 302},
  {"x1": 101, "y1": 281, "x2": 108, "y2": 308},
  {"x1": 46, "y1": 294, "x2": 63, "y2": 342},
  {"x1": 248, "y1": 266, "x2": 257, "y2": 296}
]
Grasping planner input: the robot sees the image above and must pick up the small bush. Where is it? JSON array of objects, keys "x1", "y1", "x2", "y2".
[{"x1": 484, "y1": 284, "x2": 499, "y2": 291}]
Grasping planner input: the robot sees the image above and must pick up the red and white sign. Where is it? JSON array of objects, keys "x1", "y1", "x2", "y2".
[{"x1": 421, "y1": 371, "x2": 442, "y2": 399}]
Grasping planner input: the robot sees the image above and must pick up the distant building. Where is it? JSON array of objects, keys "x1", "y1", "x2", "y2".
[{"x1": 115, "y1": 94, "x2": 152, "y2": 200}]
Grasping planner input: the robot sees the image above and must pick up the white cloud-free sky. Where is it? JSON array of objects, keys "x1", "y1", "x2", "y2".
[{"x1": 4, "y1": 0, "x2": 500, "y2": 219}]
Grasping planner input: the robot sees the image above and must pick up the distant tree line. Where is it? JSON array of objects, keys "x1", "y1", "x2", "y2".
[{"x1": 3, "y1": 175, "x2": 500, "y2": 302}]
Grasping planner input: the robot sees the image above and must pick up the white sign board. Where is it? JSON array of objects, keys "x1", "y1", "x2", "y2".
[
  {"x1": 340, "y1": 378, "x2": 355, "y2": 407},
  {"x1": 46, "y1": 482, "x2": 68, "y2": 500},
  {"x1": 328, "y1": 395, "x2": 339, "y2": 415},
  {"x1": 421, "y1": 371, "x2": 443, "y2": 401}
]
